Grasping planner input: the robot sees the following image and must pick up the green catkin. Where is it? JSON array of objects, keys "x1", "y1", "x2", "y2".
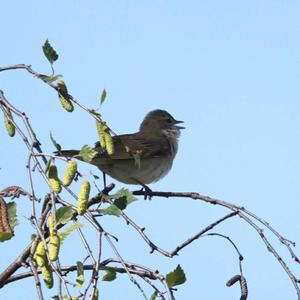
[
  {"x1": 34, "y1": 241, "x2": 46, "y2": 267},
  {"x1": 59, "y1": 95, "x2": 74, "y2": 112},
  {"x1": 4, "y1": 111, "x2": 15, "y2": 137},
  {"x1": 41, "y1": 263, "x2": 53, "y2": 289},
  {"x1": 48, "y1": 165, "x2": 62, "y2": 193},
  {"x1": 48, "y1": 213, "x2": 55, "y2": 236},
  {"x1": 49, "y1": 233, "x2": 60, "y2": 261},
  {"x1": 104, "y1": 132, "x2": 114, "y2": 155},
  {"x1": 77, "y1": 181, "x2": 90, "y2": 215},
  {"x1": 96, "y1": 121, "x2": 106, "y2": 149},
  {"x1": 57, "y1": 79, "x2": 74, "y2": 112},
  {"x1": 63, "y1": 160, "x2": 77, "y2": 186}
]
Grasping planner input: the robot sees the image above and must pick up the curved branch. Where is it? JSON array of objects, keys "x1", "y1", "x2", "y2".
[{"x1": 133, "y1": 190, "x2": 300, "y2": 298}]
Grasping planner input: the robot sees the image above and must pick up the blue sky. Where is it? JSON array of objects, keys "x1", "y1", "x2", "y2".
[{"x1": 1, "y1": 1, "x2": 300, "y2": 299}]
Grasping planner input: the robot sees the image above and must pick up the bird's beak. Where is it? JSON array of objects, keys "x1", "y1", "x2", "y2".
[{"x1": 174, "y1": 120, "x2": 185, "y2": 129}]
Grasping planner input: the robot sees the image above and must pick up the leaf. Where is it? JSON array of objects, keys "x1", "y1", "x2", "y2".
[
  {"x1": 58, "y1": 222, "x2": 84, "y2": 244},
  {"x1": 38, "y1": 74, "x2": 62, "y2": 84},
  {"x1": 150, "y1": 291, "x2": 158, "y2": 300},
  {"x1": 102, "y1": 268, "x2": 117, "y2": 282},
  {"x1": 113, "y1": 197, "x2": 127, "y2": 210},
  {"x1": 0, "y1": 231, "x2": 13, "y2": 242},
  {"x1": 56, "y1": 206, "x2": 73, "y2": 225},
  {"x1": 42, "y1": 39, "x2": 58, "y2": 64},
  {"x1": 76, "y1": 261, "x2": 84, "y2": 288},
  {"x1": 166, "y1": 265, "x2": 186, "y2": 288},
  {"x1": 100, "y1": 89, "x2": 107, "y2": 105},
  {"x1": 7, "y1": 202, "x2": 18, "y2": 229},
  {"x1": 57, "y1": 79, "x2": 69, "y2": 98},
  {"x1": 98, "y1": 205, "x2": 121, "y2": 217},
  {"x1": 78, "y1": 145, "x2": 98, "y2": 163},
  {"x1": 50, "y1": 132, "x2": 62, "y2": 151},
  {"x1": 112, "y1": 188, "x2": 137, "y2": 206}
]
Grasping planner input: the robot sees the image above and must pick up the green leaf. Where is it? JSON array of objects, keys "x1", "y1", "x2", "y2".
[
  {"x1": 78, "y1": 145, "x2": 98, "y2": 163},
  {"x1": 56, "y1": 206, "x2": 73, "y2": 225},
  {"x1": 76, "y1": 261, "x2": 84, "y2": 288},
  {"x1": 102, "y1": 268, "x2": 117, "y2": 281},
  {"x1": 38, "y1": 74, "x2": 62, "y2": 84},
  {"x1": 7, "y1": 202, "x2": 18, "y2": 229},
  {"x1": 98, "y1": 205, "x2": 121, "y2": 217},
  {"x1": 0, "y1": 231, "x2": 13, "y2": 242},
  {"x1": 113, "y1": 197, "x2": 127, "y2": 210},
  {"x1": 150, "y1": 291, "x2": 158, "y2": 300},
  {"x1": 42, "y1": 39, "x2": 58, "y2": 65},
  {"x1": 50, "y1": 132, "x2": 62, "y2": 151},
  {"x1": 166, "y1": 265, "x2": 186, "y2": 288},
  {"x1": 100, "y1": 89, "x2": 107, "y2": 105},
  {"x1": 58, "y1": 222, "x2": 84, "y2": 244},
  {"x1": 112, "y1": 188, "x2": 137, "y2": 207}
]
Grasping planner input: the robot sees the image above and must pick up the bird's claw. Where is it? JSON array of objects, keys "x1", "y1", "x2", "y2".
[{"x1": 140, "y1": 185, "x2": 153, "y2": 200}]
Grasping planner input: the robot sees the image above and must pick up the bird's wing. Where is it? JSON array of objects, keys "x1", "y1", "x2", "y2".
[{"x1": 93, "y1": 133, "x2": 171, "y2": 160}]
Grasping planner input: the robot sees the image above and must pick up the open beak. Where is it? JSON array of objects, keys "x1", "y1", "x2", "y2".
[{"x1": 174, "y1": 120, "x2": 185, "y2": 129}]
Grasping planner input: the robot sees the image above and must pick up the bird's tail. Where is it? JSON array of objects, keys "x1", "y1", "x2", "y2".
[{"x1": 55, "y1": 150, "x2": 80, "y2": 158}]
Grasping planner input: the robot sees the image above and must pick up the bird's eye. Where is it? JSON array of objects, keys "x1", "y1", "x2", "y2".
[{"x1": 166, "y1": 118, "x2": 172, "y2": 123}]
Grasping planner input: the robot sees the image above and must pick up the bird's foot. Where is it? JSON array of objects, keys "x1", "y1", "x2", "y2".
[{"x1": 141, "y1": 185, "x2": 153, "y2": 200}]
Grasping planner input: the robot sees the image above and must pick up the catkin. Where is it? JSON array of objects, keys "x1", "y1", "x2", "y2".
[
  {"x1": 57, "y1": 79, "x2": 74, "y2": 112},
  {"x1": 48, "y1": 165, "x2": 62, "y2": 193},
  {"x1": 104, "y1": 132, "x2": 114, "y2": 155},
  {"x1": 77, "y1": 181, "x2": 90, "y2": 215},
  {"x1": 34, "y1": 241, "x2": 46, "y2": 267},
  {"x1": 41, "y1": 264, "x2": 53, "y2": 289},
  {"x1": 4, "y1": 111, "x2": 15, "y2": 137},
  {"x1": 63, "y1": 160, "x2": 77, "y2": 186},
  {"x1": 48, "y1": 213, "x2": 55, "y2": 236},
  {"x1": 96, "y1": 121, "x2": 106, "y2": 149},
  {"x1": 59, "y1": 95, "x2": 74, "y2": 112},
  {"x1": 92, "y1": 288, "x2": 99, "y2": 300},
  {"x1": 49, "y1": 233, "x2": 60, "y2": 261}
]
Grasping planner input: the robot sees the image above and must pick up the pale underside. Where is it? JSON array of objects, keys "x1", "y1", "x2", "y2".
[{"x1": 90, "y1": 155, "x2": 174, "y2": 184}]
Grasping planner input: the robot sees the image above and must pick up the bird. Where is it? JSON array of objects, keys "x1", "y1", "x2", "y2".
[{"x1": 56, "y1": 109, "x2": 184, "y2": 187}]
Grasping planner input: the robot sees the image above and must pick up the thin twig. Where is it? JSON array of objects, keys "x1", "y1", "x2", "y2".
[{"x1": 133, "y1": 190, "x2": 300, "y2": 298}]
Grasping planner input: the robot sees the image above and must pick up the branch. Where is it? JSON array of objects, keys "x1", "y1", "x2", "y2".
[
  {"x1": 133, "y1": 190, "x2": 300, "y2": 298},
  {"x1": 0, "y1": 185, "x2": 115, "y2": 288},
  {"x1": 4, "y1": 259, "x2": 161, "y2": 285}
]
